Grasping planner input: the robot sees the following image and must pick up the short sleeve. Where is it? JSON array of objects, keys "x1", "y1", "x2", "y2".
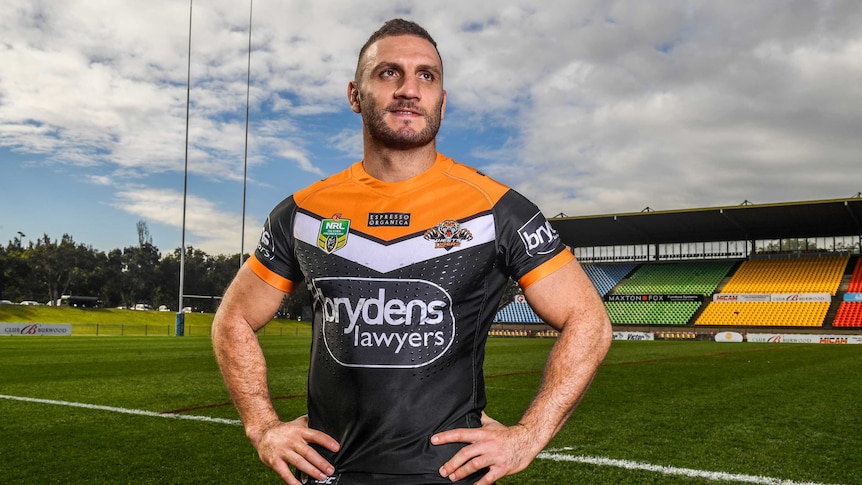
[
  {"x1": 248, "y1": 196, "x2": 304, "y2": 292},
  {"x1": 494, "y1": 190, "x2": 573, "y2": 289}
]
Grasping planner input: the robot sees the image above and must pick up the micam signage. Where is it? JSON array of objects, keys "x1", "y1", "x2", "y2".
[{"x1": 1, "y1": 323, "x2": 72, "y2": 335}]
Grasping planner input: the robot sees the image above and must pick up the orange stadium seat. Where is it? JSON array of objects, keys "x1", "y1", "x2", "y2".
[
  {"x1": 833, "y1": 302, "x2": 862, "y2": 328},
  {"x1": 847, "y1": 258, "x2": 862, "y2": 293}
]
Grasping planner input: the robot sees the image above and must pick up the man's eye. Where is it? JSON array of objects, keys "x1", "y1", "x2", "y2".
[
  {"x1": 382, "y1": 69, "x2": 397, "y2": 77},
  {"x1": 420, "y1": 73, "x2": 434, "y2": 81}
]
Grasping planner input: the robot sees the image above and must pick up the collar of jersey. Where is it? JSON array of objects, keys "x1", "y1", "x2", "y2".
[{"x1": 351, "y1": 152, "x2": 454, "y2": 197}]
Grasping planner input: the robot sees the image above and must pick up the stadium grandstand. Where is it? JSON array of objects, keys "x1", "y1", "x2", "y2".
[{"x1": 491, "y1": 196, "x2": 862, "y2": 338}]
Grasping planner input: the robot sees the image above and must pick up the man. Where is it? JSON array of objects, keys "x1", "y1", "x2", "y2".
[{"x1": 212, "y1": 18, "x2": 611, "y2": 485}]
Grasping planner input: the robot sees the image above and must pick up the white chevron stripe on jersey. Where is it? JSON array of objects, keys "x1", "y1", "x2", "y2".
[{"x1": 294, "y1": 212, "x2": 496, "y2": 273}]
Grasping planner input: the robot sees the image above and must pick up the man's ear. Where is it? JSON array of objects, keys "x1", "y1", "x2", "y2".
[{"x1": 348, "y1": 82, "x2": 361, "y2": 113}]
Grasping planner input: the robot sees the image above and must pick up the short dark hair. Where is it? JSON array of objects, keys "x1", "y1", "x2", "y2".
[{"x1": 355, "y1": 19, "x2": 441, "y2": 82}]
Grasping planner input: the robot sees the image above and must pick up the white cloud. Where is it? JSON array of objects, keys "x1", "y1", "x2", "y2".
[
  {"x1": 330, "y1": 128, "x2": 364, "y2": 159},
  {"x1": 111, "y1": 185, "x2": 258, "y2": 256},
  {"x1": 476, "y1": 1, "x2": 862, "y2": 215},
  {"x1": 2, "y1": 0, "x2": 862, "y2": 254}
]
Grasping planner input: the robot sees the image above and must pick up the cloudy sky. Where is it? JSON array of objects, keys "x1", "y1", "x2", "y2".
[{"x1": 2, "y1": 0, "x2": 860, "y2": 256}]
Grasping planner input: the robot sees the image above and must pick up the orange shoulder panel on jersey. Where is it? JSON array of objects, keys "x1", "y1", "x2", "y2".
[
  {"x1": 442, "y1": 159, "x2": 510, "y2": 203},
  {"x1": 292, "y1": 168, "x2": 354, "y2": 208},
  {"x1": 290, "y1": 153, "x2": 513, "y2": 242},
  {"x1": 246, "y1": 254, "x2": 297, "y2": 293},
  {"x1": 517, "y1": 251, "x2": 575, "y2": 289}
]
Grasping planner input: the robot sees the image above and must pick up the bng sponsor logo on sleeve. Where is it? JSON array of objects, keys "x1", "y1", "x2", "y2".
[
  {"x1": 518, "y1": 212, "x2": 559, "y2": 257},
  {"x1": 257, "y1": 217, "x2": 276, "y2": 261}
]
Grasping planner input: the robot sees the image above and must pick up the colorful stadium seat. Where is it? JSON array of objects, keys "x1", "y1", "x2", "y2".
[
  {"x1": 493, "y1": 301, "x2": 542, "y2": 323},
  {"x1": 695, "y1": 301, "x2": 829, "y2": 327},
  {"x1": 847, "y1": 258, "x2": 862, "y2": 293},
  {"x1": 721, "y1": 255, "x2": 849, "y2": 296},
  {"x1": 833, "y1": 302, "x2": 862, "y2": 327},
  {"x1": 582, "y1": 263, "x2": 638, "y2": 296},
  {"x1": 613, "y1": 261, "x2": 735, "y2": 296},
  {"x1": 605, "y1": 301, "x2": 701, "y2": 325}
]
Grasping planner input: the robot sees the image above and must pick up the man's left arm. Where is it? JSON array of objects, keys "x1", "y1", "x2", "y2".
[{"x1": 431, "y1": 258, "x2": 612, "y2": 484}]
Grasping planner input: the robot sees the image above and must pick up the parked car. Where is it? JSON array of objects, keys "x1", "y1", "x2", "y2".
[{"x1": 133, "y1": 303, "x2": 153, "y2": 311}]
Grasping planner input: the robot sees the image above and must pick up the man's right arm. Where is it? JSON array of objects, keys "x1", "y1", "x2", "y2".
[{"x1": 212, "y1": 264, "x2": 339, "y2": 484}]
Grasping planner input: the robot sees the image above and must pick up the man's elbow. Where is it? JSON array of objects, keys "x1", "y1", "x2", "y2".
[{"x1": 558, "y1": 305, "x2": 612, "y2": 360}]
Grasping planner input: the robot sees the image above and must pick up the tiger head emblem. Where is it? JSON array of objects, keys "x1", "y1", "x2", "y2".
[{"x1": 424, "y1": 219, "x2": 473, "y2": 250}]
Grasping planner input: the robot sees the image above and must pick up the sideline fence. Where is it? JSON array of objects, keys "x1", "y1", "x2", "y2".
[{"x1": 65, "y1": 323, "x2": 311, "y2": 337}]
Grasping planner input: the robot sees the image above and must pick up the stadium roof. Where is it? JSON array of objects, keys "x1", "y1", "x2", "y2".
[{"x1": 549, "y1": 196, "x2": 862, "y2": 247}]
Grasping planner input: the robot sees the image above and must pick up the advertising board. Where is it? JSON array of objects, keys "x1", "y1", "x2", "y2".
[
  {"x1": 714, "y1": 331, "x2": 744, "y2": 342},
  {"x1": 1, "y1": 323, "x2": 72, "y2": 335},
  {"x1": 714, "y1": 293, "x2": 830, "y2": 302},
  {"x1": 747, "y1": 333, "x2": 862, "y2": 344},
  {"x1": 606, "y1": 295, "x2": 702, "y2": 302},
  {"x1": 612, "y1": 331, "x2": 654, "y2": 341}
]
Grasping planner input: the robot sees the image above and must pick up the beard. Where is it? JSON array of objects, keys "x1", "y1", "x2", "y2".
[{"x1": 361, "y1": 97, "x2": 444, "y2": 150}]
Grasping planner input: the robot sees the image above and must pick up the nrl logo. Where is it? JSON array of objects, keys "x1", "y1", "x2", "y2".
[
  {"x1": 424, "y1": 219, "x2": 472, "y2": 250},
  {"x1": 318, "y1": 214, "x2": 350, "y2": 254}
]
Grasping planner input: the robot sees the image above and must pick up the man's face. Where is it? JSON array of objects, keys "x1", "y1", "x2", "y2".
[{"x1": 351, "y1": 35, "x2": 446, "y2": 150}]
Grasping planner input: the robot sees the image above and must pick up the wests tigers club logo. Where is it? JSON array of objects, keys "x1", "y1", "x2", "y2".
[{"x1": 424, "y1": 219, "x2": 472, "y2": 250}]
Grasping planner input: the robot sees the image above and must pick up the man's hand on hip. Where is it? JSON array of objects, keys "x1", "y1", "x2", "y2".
[
  {"x1": 251, "y1": 415, "x2": 340, "y2": 485},
  {"x1": 431, "y1": 412, "x2": 540, "y2": 484}
]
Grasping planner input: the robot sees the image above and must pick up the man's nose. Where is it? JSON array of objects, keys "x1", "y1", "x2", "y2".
[{"x1": 395, "y1": 75, "x2": 420, "y2": 99}]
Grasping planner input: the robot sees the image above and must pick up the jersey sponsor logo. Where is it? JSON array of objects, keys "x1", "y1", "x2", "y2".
[
  {"x1": 317, "y1": 214, "x2": 350, "y2": 254},
  {"x1": 518, "y1": 212, "x2": 559, "y2": 257},
  {"x1": 423, "y1": 219, "x2": 473, "y2": 250},
  {"x1": 257, "y1": 217, "x2": 276, "y2": 261},
  {"x1": 312, "y1": 277, "x2": 455, "y2": 368},
  {"x1": 367, "y1": 212, "x2": 411, "y2": 227},
  {"x1": 298, "y1": 472, "x2": 339, "y2": 484}
]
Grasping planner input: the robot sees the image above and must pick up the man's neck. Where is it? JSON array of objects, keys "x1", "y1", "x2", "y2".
[{"x1": 361, "y1": 143, "x2": 438, "y2": 183}]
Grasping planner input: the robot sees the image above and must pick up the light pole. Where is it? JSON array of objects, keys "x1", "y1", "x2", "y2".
[
  {"x1": 240, "y1": 0, "x2": 253, "y2": 268},
  {"x1": 177, "y1": 0, "x2": 193, "y2": 337}
]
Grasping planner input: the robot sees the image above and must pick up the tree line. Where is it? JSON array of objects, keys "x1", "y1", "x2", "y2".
[
  {"x1": 1, "y1": 221, "x2": 518, "y2": 317},
  {"x1": 0, "y1": 225, "x2": 311, "y2": 316}
]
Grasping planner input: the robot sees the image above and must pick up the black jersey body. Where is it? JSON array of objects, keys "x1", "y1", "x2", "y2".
[{"x1": 249, "y1": 153, "x2": 572, "y2": 482}]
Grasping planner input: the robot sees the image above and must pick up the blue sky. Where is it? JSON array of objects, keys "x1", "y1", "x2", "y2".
[{"x1": 2, "y1": 1, "x2": 861, "y2": 256}]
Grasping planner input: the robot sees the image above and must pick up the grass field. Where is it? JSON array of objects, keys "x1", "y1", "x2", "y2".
[
  {"x1": 1, "y1": 334, "x2": 860, "y2": 484},
  {"x1": 0, "y1": 304, "x2": 308, "y2": 337}
]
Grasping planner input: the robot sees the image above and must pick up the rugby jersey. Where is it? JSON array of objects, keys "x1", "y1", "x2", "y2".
[{"x1": 248, "y1": 153, "x2": 572, "y2": 482}]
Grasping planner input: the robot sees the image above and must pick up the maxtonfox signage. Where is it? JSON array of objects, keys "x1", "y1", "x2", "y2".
[
  {"x1": 312, "y1": 277, "x2": 455, "y2": 369},
  {"x1": 605, "y1": 294, "x2": 702, "y2": 302}
]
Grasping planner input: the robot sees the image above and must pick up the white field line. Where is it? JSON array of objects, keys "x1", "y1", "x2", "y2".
[
  {"x1": 0, "y1": 394, "x2": 242, "y2": 426},
  {"x1": 0, "y1": 395, "x2": 833, "y2": 485},
  {"x1": 540, "y1": 448, "x2": 833, "y2": 485}
]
